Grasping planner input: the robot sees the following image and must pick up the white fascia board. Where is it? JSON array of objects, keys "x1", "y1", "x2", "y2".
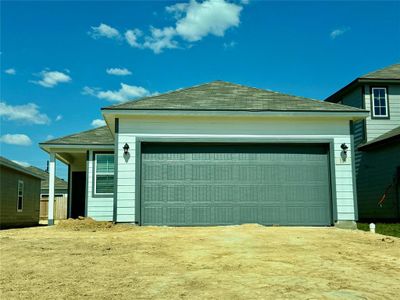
[
  {"x1": 102, "y1": 109, "x2": 369, "y2": 121},
  {"x1": 40, "y1": 144, "x2": 114, "y2": 153}
]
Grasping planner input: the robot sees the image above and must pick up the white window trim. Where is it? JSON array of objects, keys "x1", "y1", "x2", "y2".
[
  {"x1": 371, "y1": 87, "x2": 389, "y2": 118},
  {"x1": 17, "y1": 180, "x2": 24, "y2": 212},
  {"x1": 94, "y1": 153, "x2": 114, "y2": 196}
]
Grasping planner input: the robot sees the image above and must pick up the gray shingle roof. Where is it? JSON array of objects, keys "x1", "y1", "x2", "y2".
[
  {"x1": 358, "y1": 126, "x2": 400, "y2": 150},
  {"x1": 360, "y1": 63, "x2": 400, "y2": 80},
  {"x1": 40, "y1": 126, "x2": 114, "y2": 145},
  {"x1": 103, "y1": 81, "x2": 365, "y2": 113},
  {"x1": 326, "y1": 63, "x2": 400, "y2": 102},
  {"x1": 0, "y1": 156, "x2": 44, "y2": 179},
  {"x1": 26, "y1": 166, "x2": 68, "y2": 191}
]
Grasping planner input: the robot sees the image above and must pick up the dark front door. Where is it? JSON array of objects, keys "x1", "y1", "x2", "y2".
[{"x1": 71, "y1": 171, "x2": 86, "y2": 218}]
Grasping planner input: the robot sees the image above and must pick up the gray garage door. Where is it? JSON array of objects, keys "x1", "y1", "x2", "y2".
[{"x1": 141, "y1": 143, "x2": 331, "y2": 226}]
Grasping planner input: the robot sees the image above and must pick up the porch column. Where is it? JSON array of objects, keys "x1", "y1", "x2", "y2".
[{"x1": 48, "y1": 152, "x2": 56, "y2": 225}]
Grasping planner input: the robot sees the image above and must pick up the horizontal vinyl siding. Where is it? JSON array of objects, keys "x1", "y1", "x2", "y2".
[
  {"x1": 117, "y1": 115, "x2": 357, "y2": 223},
  {"x1": 86, "y1": 150, "x2": 113, "y2": 221},
  {"x1": 364, "y1": 84, "x2": 400, "y2": 141}
]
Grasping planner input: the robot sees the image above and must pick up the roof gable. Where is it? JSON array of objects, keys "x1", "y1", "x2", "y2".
[
  {"x1": 360, "y1": 63, "x2": 400, "y2": 80},
  {"x1": 103, "y1": 81, "x2": 365, "y2": 113}
]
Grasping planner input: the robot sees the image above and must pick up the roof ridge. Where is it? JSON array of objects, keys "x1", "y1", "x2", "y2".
[{"x1": 360, "y1": 62, "x2": 400, "y2": 78}]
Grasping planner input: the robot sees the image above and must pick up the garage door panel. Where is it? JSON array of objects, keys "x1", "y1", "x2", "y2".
[{"x1": 141, "y1": 143, "x2": 331, "y2": 226}]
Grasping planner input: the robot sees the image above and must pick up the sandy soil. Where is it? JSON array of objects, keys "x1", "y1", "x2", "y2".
[{"x1": 1, "y1": 220, "x2": 399, "y2": 299}]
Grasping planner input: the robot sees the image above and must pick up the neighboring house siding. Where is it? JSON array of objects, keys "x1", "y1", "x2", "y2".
[
  {"x1": 357, "y1": 143, "x2": 400, "y2": 219},
  {"x1": 0, "y1": 166, "x2": 40, "y2": 228},
  {"x1": 364, "y1": 84, "x2": 400, "y2": 141},
  {"x1": 116, "y1": 115, "x2": 356, "y2": 223},
  {"x1": 86, "y1": 150, "x2": 114, "y2": 221},
  {"x1": 340, "y1": 87, "x2": 365, "y2": 174}
]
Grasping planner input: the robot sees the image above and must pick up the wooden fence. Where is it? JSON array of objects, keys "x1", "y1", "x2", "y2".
[{"x1": 40, "y1": 195, "x2": 68, "y2": 220}]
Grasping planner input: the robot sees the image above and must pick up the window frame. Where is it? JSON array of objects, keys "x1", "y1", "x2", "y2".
[
  {"x1": 370, "y1": 87, "x2": 390, "y2": 119},
  {"x1": 17, "y1": 180, "x2": 24, "y2": 212},
  {"x1": 94, "y1": 152, "x2": 114, "y2": 196}
]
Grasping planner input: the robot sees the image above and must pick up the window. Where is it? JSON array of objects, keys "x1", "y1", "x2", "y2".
[
  {"x1": 371, "y1": 87, "x2": 389, "y2": 118},
  {"x1": 17, "y1": 180, "x2": 24, "y2": 212},
  {"x1": 94, "y1": 153, "x2": 114, "y2": 194}
]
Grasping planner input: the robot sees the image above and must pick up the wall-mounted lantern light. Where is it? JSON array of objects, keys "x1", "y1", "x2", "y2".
[
  {"x1": 340, "y1": 143, "x2": 348, "y2": 161},
  {"x1": 123, "y1": 143, "x2": 130, "y2": 155}
]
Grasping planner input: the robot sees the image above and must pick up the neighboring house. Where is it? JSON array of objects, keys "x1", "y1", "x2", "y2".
[
  {"x1": 326, "y1": 64, "x2": 400, "y2": 220},
  {"x1": 40, "y1": 81, "x2": 368, "y2": 227},
  {"x1": 0, "y1": 156, "x2": 42, "y2": 228},
  {"x1": 26, "y1": 166, "x2": 68, "y2": 221}
]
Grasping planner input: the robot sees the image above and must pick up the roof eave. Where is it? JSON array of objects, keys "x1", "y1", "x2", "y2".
[{"x1": 358, "y1": 135, "x2": 400, "y2": 151}]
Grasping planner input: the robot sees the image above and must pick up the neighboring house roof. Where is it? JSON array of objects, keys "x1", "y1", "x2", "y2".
[
  {"x1": 40, "y1": 126, "x2": 114, "y2": 146},
  {"x1": 326, "y1": 63, "x2": 400, "y2": 102},
  {"x1": 0, "y1": 156, "x2": 43, "y2": 180},
  {"x1": 103, "y1": 81, "x2": 366, "y2": 113},
  {"x1": 26, "y1": 166, "x2": 68, "y2": 192},
  {"x1": 358, "y1": 126, "x2": 400, "y2": 151}
]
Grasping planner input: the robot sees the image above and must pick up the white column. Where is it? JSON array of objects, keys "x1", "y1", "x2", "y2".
[{"x1": 48, "y1": 153, "x2": 56, "y2": 225}]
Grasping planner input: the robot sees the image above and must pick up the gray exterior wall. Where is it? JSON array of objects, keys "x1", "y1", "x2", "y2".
[
  {"x1": 0, "y1": 165, "x2": 41, "y2": 228},
  {"x1": 336, "y1": 83, "x2": 400, "y2": 220},
  {"x1": 357, "y1": 143, "x2": 400, "y2": 219}
]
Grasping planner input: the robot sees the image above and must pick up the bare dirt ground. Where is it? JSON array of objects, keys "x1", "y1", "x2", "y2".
[{"x1": 1, "y1": 220, "x2": 399, "y2": 300}]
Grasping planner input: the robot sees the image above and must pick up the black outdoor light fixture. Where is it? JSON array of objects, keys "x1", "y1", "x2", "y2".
[
  {"x1": 340, "y1": 143, "x2": 349, "y2": 161},
  {"x1": 123, "y1": 143, "x2": 130, "y2": 155}
]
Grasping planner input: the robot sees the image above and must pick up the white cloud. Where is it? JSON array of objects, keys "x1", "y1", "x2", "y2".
[
  {"x1": 125, "y1": 29, "x2": 143, "y2": 48},
  {"x1": 89, "y1": 23, "x2": 121, "y2": 39},
  {"x1": 55, "y1": 115, "x2": 63, "y2": 121},
  {"x1": 90, "y1": 0, "x2": 244, "y2": 54},
  {"x1": 330, "y1": 27, "x2": 350, "y2": 39},
  {"x1": 106, "y1": 68, "x2": 132, "y2": 76},
  {"x1": 0, "y1": 134, "x2": 32, "y2": 146},
  {"x1": 83, "y1": 83, "x2": 152, "y2": 103},
  {"x1": 91, "y1": 119, "x2": 106, "y2": 127},
  {"x1": 12, "y1": 160, "x2": 31, "y2": 167},
  {"x1": 172, "y1": 0, "x2": 242, "y2": 42},
  {"x1": 143, "y1": 26, "x2": 178, "y2": 54},
  {"x1": 5, "y1": 68, "x2": 16, "y2": 75},
  {"x1": 0, "y1": 102, "x2": 50, "y2": 124},
  {"x1": 31, "y1": 70, "x2": 71, "y2": 88},
  {"x1": 223, "y1": 41, "x2": 236, "y2": 49}
]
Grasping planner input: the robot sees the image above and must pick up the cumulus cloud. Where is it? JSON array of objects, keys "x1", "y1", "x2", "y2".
[
  {"x1": 12, "y1": 160, "x2": 31, "y2": 167},
  {"x1": 89, "y1": 23, "x2": 121, "y2": 39},
  {"x1": 0, "y1": 102, "x2": 50, "y2": 124},
  {"x1": 106, "y1": 68, "x2": 132, "y2": 76},
  {"x1": 31, "y1": 70, "x2": 71, "y2": 88},
  {"x1": 83, "y1": 83, "x2": 152, "y2": 102},
  {"x1": 5, "y1": 68, "x2": 16, "y2": 75},
  {"x1": 91, "y1": 0, "x2": 244, "y2": 54},
  {"x1": 172, "y1": 0, "x2": 242, "y2": 42},
  {"x1": 143, "y1": 26, "x2": 179, "y2": 54},
  {"x1": 0, "y1": 134, "x2": 32, "y2": 146},
  {"x1": 125, "y1": 29, "x2": 143, "y2": 48},
  {"x1": 330, "y1": 27, "x2": 350, "y2": 39},
  {"x1": 91, "y1": 119, "x2": 106, "y2": 127},
  {"x1": 55, "y1": 115, "x2": 63, "y2": 121}
]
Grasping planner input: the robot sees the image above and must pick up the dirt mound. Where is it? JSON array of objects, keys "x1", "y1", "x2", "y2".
[{"x1": 56, "y1": 217, "x2": 133, "y2": 232}]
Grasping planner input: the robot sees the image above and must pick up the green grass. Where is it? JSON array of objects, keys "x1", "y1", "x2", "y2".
[{"x1": 357, "y1": 223, "x2": 400, "y2": 238}]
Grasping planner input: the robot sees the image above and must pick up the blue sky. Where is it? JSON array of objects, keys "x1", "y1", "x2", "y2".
[{"x1": 1, "y1": 0, "x2": 400, "y2": 179}]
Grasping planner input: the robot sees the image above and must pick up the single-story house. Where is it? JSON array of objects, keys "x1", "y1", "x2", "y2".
[
  {"x1": 40, "y1": 81, "x2": 368, "y2": 227},
  {"x1": 0, "y1": 156, "x2": 42, "y2": 229},
  {"x1": 26, "y1": 165, "x2": 68, "y2": 221}
]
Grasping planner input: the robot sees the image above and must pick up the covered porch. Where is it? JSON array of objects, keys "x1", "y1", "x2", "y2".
[{"x1": 39, "y1": 126, "x2": 115, "y2": 225}]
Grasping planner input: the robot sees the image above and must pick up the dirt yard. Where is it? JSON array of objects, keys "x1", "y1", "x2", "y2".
[{"x1": 1, "y1": 220, "x2": 399, "y2": 299}]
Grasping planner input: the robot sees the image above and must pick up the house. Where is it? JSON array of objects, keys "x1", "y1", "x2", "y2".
[
  {"x1": 26, "y1": 165, "x2": 68, "y2": 221},
  {"x1": 326, "y1": 64, "x2": 400, "y2": 220},
  {"x1": 0, "y1": 156, "x2": 42, "y2": 228},
  {"x1": 40, "y1": 81, "x2": 368, "y2": 227}
]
